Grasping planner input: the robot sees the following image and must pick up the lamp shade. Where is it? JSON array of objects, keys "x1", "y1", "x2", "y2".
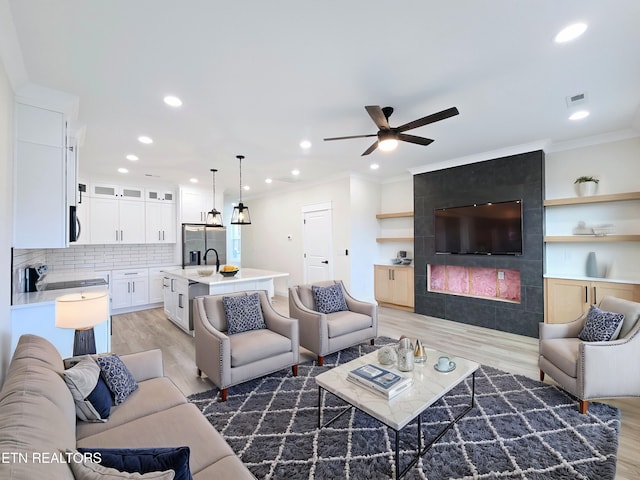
[{"x1": 55, "y1": 291, "x2": 109, "y2": 330}]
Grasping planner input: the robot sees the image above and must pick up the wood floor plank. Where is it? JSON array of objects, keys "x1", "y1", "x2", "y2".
[{"x1": 111, "y1": 298, "x2": 639, "y2": 479}]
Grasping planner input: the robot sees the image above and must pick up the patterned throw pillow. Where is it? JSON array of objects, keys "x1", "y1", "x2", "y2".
[
  {"x1": 97, "y1": 354, "x2": 138, "y2": 405},
  {"x1": 223, "y1": 293, "x2": 266, "y2": 335},
  {"x1": 312, "y1": 284, "x2": 348, "y2": 314},
  {"x1": 578, "y1": 305, "x2": 625, "y2": 342}
]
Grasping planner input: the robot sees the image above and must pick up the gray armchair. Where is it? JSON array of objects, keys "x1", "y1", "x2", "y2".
[
  {"x1": 539, "y1": 296, "x2": 640, "y2": 413},
  {"x1": 288, "y1": 280, "x2": 377, "y2": 366},
  {"x1": 193, "y1": 290, "x2": 299, "y2": 401}
]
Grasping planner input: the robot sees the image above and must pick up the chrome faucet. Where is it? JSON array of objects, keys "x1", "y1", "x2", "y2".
[{"x1": 203, "y1": 248, "x2": 220, "y2": 272}]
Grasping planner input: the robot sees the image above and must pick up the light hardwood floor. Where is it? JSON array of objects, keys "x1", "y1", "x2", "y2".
[{"x1": 112, "y1": 298, "x2": 639, "y2": 479}]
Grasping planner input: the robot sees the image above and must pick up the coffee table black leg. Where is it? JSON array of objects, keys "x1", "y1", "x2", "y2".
[{"x1": 318, "y1": 386, "x2": 354, "y2": 429}]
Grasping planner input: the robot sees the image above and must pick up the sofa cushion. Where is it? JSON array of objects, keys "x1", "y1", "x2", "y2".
[
  {"x1": 578, "y1": 305, "x2": 624, "y2": 342},
  {"x1": 8, "y1": 333, "x2": 66, "y2": 375},
  {"x1": 78, "y1": 447, "x2": 191, "y2": 480},
  {"x1": 539, "y1": 338, "x2": 581, "y2": 378},
  {"x1": 77, "y1": 377, "x2": 187, "y2": 440},
  {"x1": 229, "y1": 329, "x2": 292, "y2": 367},
  {"x1": 223, "y1": 293, "x2": 266, "y2": 335},
  {"x1": 69, "y1": 456, "x2": 175, "y2": 479},
  {"x1": 327, "y1": 311, "x2": 373, "y2": 338},
  {"x1": 98, "y1": 354, "x2": 139, "y2": 405},
  {"x1": 64, "y1": 356, "x2": 111, "y2": 422},
  {"x1": 312, "y1": 283, "x2": 348, "y2": 314},
  {"x1": 77, "y1": 403, "x2": 236, "y2": 476},
  {"x1": 599, "y1": 296, "x2": 640, "y2": 338}
]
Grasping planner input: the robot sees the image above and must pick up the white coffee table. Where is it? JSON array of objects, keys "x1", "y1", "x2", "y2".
[{"x1": 315, "y1": 348, "x2": 479, "y2": 479}]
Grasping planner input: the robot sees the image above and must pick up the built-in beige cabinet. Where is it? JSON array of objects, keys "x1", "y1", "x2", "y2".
[
  {"x1": 544, "y1": 277, "x2": 640, "y2": 323},
  {"x1": 374, "y1": 265, "x2": 414, "y2": 311}
]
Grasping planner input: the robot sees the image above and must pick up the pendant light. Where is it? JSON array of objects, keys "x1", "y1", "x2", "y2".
[
  {"x1": 230, "y1": 155, "x2": 251, "y2": 225},
  {"x1": 205, "y1": 168, "x2": 223, "y2": 227}
]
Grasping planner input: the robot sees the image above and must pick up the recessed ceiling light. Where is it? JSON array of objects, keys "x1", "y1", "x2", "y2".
[
  {"x1": 126, "y1": 154, "x2": 139, "y2": 161},
  {"x1": 190, "y1": 178, "x2": 198, "y2": 183},
  {"x1": 291, "y1": 169, "x2": 300, "y2": 176},
  {"x1": 300, "y1": 140, "x2": 312, "y2": 150},
  {"x1": 554, "y1": 23, "x2": 588, "y2": 43},
  {"x1": 569, "y1": 110, "x2": 590, "y2": 120},
  {"x1": 163, "y1": 95, "x2": 182, "y2": 107},
  {"x1": 370, "y1": 163, "x2": 380, "y2": 170},
  {"x1": 118, "y1": 168, "x2": 128, "y2": 174},
  {"x1": 138, "y1": 135, "x2": 153, "y2": 144},
  {"x1": 243, "y1": 185, "x2": 250, "y2": 191},
  {"x1": 265, "y1": 178, "x2": 273, "y2": 184}
]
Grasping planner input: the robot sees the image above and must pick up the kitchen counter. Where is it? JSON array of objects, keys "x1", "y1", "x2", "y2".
[
  {"x1": 163, "y1": 267, "x2": 289, "y2": 285},
  {"x1": 13, "y1": 285, "x2": 110, "y2": 307}
]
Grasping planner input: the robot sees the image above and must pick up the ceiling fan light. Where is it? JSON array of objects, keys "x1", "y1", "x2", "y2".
[{"x1": 378, "y1": 138, "x2": 398, "y2": 152}]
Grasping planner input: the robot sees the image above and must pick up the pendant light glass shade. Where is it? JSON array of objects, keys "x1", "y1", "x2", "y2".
[
  {"x1": 230, "y1": 155, "x2": 251, "y2": 225},
  {"x1": 205, "y1": 168, "x2": 223, "y2": 227}
]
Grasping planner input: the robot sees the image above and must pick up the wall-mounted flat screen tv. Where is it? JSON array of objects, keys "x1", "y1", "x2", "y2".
[{"x1": 434, "y1": 200, "x2": 523, "y2": 255}]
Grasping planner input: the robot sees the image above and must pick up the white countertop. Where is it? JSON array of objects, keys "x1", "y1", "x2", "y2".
[
  {"x1": 163, "y1": 267, "x2": 289, "y2": 285},
  {"x1": 12, "y1": 285, "x2": 110, "y2": 308}
]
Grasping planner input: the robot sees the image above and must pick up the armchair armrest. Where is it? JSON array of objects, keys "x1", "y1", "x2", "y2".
[
  {"x1": 539, "y1": 316, "x2": 586, "y2": 340},
  {"x1": 344, "y1": 293, "x2": 377, "y2": 317},
  {"x1": 194, "y1": 298, "x2": 231, "y2": 387},
  {"x1": 289, "y1": 287, "x2": 328, "y2": 354},
  {"x1": 120, "y1": 349, "x2": 164, "y2": 382}
]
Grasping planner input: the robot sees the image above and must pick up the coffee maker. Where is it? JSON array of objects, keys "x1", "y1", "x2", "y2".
[{"x1": 25, "y1": 264, "x2": 47, "y2": 292}]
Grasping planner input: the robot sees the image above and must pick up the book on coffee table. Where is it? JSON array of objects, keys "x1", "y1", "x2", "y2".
[{"x1": 347, "y1": 364, "x2": 412, "y2": 399}]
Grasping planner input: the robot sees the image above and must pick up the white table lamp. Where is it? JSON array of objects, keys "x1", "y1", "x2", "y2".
[{"x1": 55, "y1": 291, "x2": 109, "y2": 356}]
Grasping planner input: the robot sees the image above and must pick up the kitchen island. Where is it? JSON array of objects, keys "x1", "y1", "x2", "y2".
[{"x1": 162, "y1": 267, "x2": 289, "y2": 333}]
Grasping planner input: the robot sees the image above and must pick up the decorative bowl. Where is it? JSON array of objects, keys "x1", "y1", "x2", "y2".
[
  {"x1": 197, "y1": 269, "x2": 214, "y2": 277},
  {"x1": 401, "y1": 258, "x2": 412, "y2": 265},
  {"x1": 390, "y1": 258, "x2": 402, "y2": 265},
  {"x1": 219, "y1": 269, "x2": 239, "y2": 277}
]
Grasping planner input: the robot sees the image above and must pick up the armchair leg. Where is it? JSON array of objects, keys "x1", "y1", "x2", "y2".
[
  {"x1": 197, "y1": 368, "x2": 202, "y2": 377},
  {"x1": 370, "y1": 339, "x2": 375, "y2": 346},
  {"x1": 220, "y1": 388, "x2": 228, "y2": 402},
  {"x1": 579, "y1": 400, "x2": 588, "y2": 414},
  {"x1": 292, "y1": 365, "x2": 298, "y2": 376},
  {"x1": 539, "y1": 370, "x2": 544, "y2": 381},
  {"x1": 317, "y1": 356, "x2": 324, "y2": 367}
]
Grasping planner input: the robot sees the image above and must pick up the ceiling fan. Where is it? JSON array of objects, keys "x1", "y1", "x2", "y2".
[{"x1": 324, "y1": 105, "x2": 459, "y2": 156}]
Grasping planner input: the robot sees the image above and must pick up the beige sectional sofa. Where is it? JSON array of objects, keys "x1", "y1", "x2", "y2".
[{"x1": 0, "y1": 334, "x2": 255, "y2": 479}]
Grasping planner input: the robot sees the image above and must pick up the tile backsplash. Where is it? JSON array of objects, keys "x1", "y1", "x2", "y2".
[{"x1": 12, "y1": 244, "x2": 178, "y2": 297}]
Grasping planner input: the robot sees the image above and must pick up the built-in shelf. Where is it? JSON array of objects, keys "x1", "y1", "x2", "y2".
[
  {"x1": 376, "y1": 237, "x2": 414, "y2": 243},
  {"x1": 544, "y1": 235, "x2": 640, "y2": 243},
  {"x1": 375, "y1": 211, "x2": 414, "y2": 219},
  {"x1": 544, "y1": 191, "x2": 640, "y2": 207}
]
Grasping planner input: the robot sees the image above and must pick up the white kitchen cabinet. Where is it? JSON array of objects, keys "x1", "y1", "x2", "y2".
[
  {"x1": 145, "y1": 202, "x2": 177, "y2": 243},
  {"x1": 146, "y1": 189, "x2": 175, "y2": 202},
  {"x1": 14, "y1": 101, "x2": 73, "y2": 248},
  {"x1": 90, "y1": 197, "x2": 146, "y2": 244},
  {"x1": 149, "y1": 266, "x2": 179, "y2": 304},
  {"x1": 90, "y1": 183, "x2": 144, "y2": 201},
  {"x1": 180, "y1": 187, "x2": 213, "y2": 224},
  {"x1": 111, "y1": 269, "x2": 149, "y2": 310}
]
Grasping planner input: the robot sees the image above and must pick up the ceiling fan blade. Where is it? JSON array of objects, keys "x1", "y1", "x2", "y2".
[
  {"x1": 397, "y1": 133, "x2": 434, "y2": 146},
  {"x1": 365, "y1": 105, "x2": 391, "y2": 130},
  {"x1": 324, "y1": 134, "x2": 377, "y2": 141},
  {"x1": 361, "y1": 141, "x2": 379, "y2": 156},
  {"x1": 396, "y1": 107, "x2": 459, "y2": 133}
]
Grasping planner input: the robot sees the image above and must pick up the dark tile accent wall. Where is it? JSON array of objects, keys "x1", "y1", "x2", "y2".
[{"x1": 414, "y1": 150, "x2": 544, "y2": 337}]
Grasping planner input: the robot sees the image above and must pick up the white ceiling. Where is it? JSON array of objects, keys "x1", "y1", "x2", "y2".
[{"x1": 5, "y1": 0, "x2": 640, "y2": 198}]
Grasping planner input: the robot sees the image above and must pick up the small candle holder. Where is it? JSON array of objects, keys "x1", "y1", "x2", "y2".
[{"x1": 414, "y1": 339, "x2": 427, "y2": 363}]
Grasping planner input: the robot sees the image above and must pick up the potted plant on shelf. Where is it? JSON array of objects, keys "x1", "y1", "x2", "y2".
[{"x1": 574, "y1": 176, "x2": 599, "y2": 197}]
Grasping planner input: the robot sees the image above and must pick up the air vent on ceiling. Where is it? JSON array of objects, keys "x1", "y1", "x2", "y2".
[{"x1": 566, "y1": 92, "x2": 588, "y2": 107}]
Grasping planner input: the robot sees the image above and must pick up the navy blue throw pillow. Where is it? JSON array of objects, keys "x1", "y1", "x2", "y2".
[
  {"x1": 86, "y1": 377, "x2": 112, "y2": 419},
  {"x1": 78, "y1": 447, "x2": 192, "y2": 480}
]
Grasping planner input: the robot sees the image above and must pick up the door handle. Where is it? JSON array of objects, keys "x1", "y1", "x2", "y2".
[
  {"x1": 121, "y1": 230, "x2": 123, "y2": 241},
  {"x1": 127, "y1": 282, "x2": 130, "y2": 293},
  {"x1": 584, "y1": 286, "x2": 588, "y2": 303},
  {"x1": 321, "y1": 260, "x2": 329, "y2": 264},
  {"x1": 132, "y1": 281, "x2": 135, "y2": 293},
  {"x1": 593, "y1": 286, "x2": 597, "y2": 304},
  {"x1": 116, "y1": 230, "x2": 119, "y2": 241},
  {"x1": 159, "y1": 231, "x2": 161, "y2": 241}
]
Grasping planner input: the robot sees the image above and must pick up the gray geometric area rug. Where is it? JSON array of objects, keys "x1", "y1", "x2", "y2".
[{"x1": 188, "y1": 338, "x2": 620, "y2": 479}]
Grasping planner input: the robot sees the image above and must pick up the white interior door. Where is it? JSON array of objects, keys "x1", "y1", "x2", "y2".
[{"x1": 303, "y1": 206, "x2": 333, "y2": 284}]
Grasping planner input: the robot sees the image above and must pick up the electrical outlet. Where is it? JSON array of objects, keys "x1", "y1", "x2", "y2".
[{"x1": 497, "y1": 271, "x2": 505, "y2": 280}]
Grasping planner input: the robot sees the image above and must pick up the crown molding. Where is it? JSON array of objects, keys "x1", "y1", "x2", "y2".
[{"x1": 545, "y1": 129, "x2": 640, "y2": 153}]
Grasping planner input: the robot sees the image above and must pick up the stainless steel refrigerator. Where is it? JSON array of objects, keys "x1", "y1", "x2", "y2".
[{"x1": 181, "y1": 224, "x2": 227, "y2": 268}]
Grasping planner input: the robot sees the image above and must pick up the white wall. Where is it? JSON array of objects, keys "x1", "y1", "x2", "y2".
[
  {"x1": 240, "y1": 177, "x2": 351, "y2": 294},
  {"x1": 0, "y1": 58, "x2": 13, "y2": 385},
  {"x1": 545, "y1": 137, "x2": 640, "y2": 281}
]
